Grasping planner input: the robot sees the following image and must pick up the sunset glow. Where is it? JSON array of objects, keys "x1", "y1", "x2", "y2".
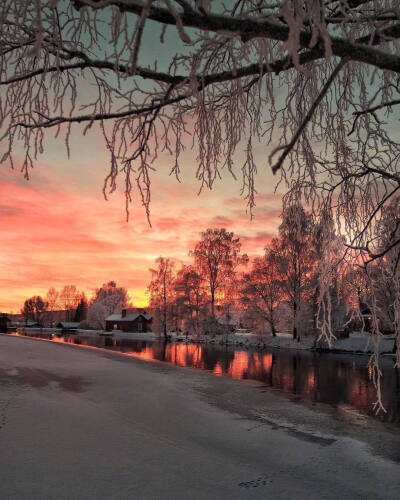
[{"x1": 0, "y1": 147, "x2": 282, "y2": 312}]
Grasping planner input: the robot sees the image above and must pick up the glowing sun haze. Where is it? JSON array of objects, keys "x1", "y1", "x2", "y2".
[{"x1": 0, "y1": 129, "x2": 282, "y2": 312}]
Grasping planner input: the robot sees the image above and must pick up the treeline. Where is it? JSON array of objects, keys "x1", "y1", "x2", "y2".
[
  {"x1": 20, "y1": 281, "x2": 130, "y2": 328},
  {"x1": 148, "y1": 204, "x2": 398, "y2": 340},
  {"x1": 19, "y1": 201, "x2": 399, "y2": 339}
]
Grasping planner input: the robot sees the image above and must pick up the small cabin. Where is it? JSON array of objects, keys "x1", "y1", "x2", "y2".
[
  {"x1": 23, "y1": 321, "x2": 42, "y2": 328},
  {"x1": 105, "y1": 309, "x2": 152, "y2": 332},
  {"x1": 56, "y1": 322, "x2": 79, "y2": 332}
]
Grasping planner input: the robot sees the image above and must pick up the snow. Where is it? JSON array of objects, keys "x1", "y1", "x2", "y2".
[
  {"x1": 316, "y1": 333, "x2": 395, "y2": 354},
  {"x1": 0, "y1": 333, "x2": 399, "y2": 499},
  {"x1": 105, "y1": 313, "x2": 152, "y2": 321}
]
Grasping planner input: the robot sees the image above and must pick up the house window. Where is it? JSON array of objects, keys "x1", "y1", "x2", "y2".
[{"x1": 137, "y1": 322, "x2": 142, "y2": 331}]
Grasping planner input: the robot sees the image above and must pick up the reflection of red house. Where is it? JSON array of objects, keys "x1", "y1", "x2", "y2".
[{"x1": 105, "y1": 309, "x2": 152, "y2": 332}]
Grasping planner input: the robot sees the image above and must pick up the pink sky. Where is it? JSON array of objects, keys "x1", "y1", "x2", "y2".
[{"x1": 0, "y1": 130, "x2": 283, "y2": 312}]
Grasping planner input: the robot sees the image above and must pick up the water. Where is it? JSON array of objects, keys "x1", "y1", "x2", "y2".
[{"x1": 10, "y1": 331, "x2": 400, "y2": 425}]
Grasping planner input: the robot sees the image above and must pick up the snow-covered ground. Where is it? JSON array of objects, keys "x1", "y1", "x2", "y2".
[
  {"x1": 0, "y1": 333, "x2": 399, "y2": 499},
  {"x1": 316, "y1": 332, "x2": 395, "y2": 354}
]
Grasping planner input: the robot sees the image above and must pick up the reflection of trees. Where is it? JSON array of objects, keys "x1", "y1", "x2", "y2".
[
  {"x1": 243, "y1": 352, "x2": 267, "y2": 381},
  {"x1": 269, "y1": 354, "x2": 276, "y2": 386},
  {"x1": 115, "y1": 339, "x2": 149, "y2": 353},
  {"x1": 202, "y1": 346, "x2": 235, "y2": 372}
]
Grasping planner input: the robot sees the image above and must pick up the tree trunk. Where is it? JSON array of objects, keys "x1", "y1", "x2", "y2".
[
  {"x1": 392, "y1": 334, "x2": 399, "y2": 355},
  {"x1": 211, "y1": 288, "x2": 215, "y2": 318},
  {"x1": 163, "y1": 272, "x2": 168, "y2": 341},
  {"x1": 293, "y1": 299, "x2": 297, "y2": 340}
]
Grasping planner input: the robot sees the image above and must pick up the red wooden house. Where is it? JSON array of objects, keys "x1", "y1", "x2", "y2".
[{"x1": 105, "y1": 309, "x2": 152, "y2": 332}]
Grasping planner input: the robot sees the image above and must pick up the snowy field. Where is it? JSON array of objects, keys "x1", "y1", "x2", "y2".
[{"x1": 0, "y1": 333, "x2": 399, "y2": 500}]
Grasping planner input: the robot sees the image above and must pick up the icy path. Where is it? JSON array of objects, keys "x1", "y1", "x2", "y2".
[{"x1": 0, "y1": 334, "x2": 399, "y2": 500}]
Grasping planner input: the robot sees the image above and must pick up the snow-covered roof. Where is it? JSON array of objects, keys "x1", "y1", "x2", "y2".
[
  {"x1": 105, "y1": 313, "x2": 152, "y2": 322},
  {"x1": 20, "y1": 321, "x2": 42, "y2": 327},
  {"x1": 57, "y1": 322, "x2": 79, "y2": 329}
]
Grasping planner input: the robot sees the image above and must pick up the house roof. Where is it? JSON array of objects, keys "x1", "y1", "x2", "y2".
[
  {"x1": 57, "y1": 322, "x2": 79, "y2": 329},
  {"x1": 105, "y1": 313, "x2": 152, "y2": 322}
]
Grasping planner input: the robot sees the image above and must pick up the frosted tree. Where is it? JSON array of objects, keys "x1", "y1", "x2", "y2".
[
  {"x1": 2, "y1": 1, "x2": 399, "y2": 232},
  {"x1": 271, "y1": 206, "x2": 315, "y2": 339},
  {"x1": 21, "y1": 296, "x2": 48, "y2": 324},
  {"x1": 148, "y1": 257, "x2": 175, "y2": 339},
  {"x1": 241, "y1": 249, "x2": 284, "y2": 337},
  {"x1": 371, "y1": 198, "x2": 400, "y2": 363},
  {"x1": 59, "y1": 284, "x2": 82, "y2": 320},
  {"x1": 192, "y1": 228, "x2": 247, "y2": 319},
  {"x1": 173, "y1": 265, "x2": 207, "y2": 334},
  {"x1": 45, "y1": 286, "x2": 59, "y2": 326},
  {"x1": 86, "y1": 301, "x2": 108, "y2": 329},
  {"x1": 90, "y1": 281, "x2": 129, "y2": 315}
]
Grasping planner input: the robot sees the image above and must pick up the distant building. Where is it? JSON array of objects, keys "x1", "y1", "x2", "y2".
[
  {"x1": 11, "y1": 321, "x2": 42, "y2": 328},
  {"x1": 105, "y1": 309, "x2": 152, "y2": 332},
  {"x1": 8, "y1": 310, "x2": 69, "y2": 328},
  {"x1": 56, "y1": 322, "x2": 80, "y2": 331}
]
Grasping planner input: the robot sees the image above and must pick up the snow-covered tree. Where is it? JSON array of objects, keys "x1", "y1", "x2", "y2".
[
  {"x1": 270, "y1": 206, "x2": 315, "y2": 339},
  {"x1": 371, "y1": 198, "x2": 400, "y2": 361},
  {"x1": 241, "y1": 249, "x2": 284, "y2": 337},
  {"x1": 148, "y1": 257, "x2": 175, "y2": 339},
  {"x1": 2, "y1": 1, "x2": 399, "y2": 250},
  {"x1": 59, "y1": 285, "x2": 82, "y2": 321},
  {"x1": 90, "y1": 281, "x2": 129, "y2": 316},
  {"x1": 173, "y1": 265, "x2": 207, "y2": 334},
  {"x1": 21, "y1": 295, "x2": 48, "y2": 324},
  {"x1": 45, "y1": 286, "x2": 59, "y2": 326},
  {"x1": 85, "y1": 281, "x2": 128, "y2": 329},
  {"x1": 86, "y1": 301, "x2": 107, "y2": 330},
  {"x1": 192, "y1": 228, "x2": 247, "y2": 319}
]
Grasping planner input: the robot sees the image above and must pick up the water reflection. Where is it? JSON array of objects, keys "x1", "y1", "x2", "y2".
[{"x1": 12, "y1": 332, "x2": 400, "y2": 425}]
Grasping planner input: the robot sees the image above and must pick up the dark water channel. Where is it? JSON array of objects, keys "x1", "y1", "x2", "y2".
[{"x1": 11, "y1": 331, "x2": 400, "y2": 425}]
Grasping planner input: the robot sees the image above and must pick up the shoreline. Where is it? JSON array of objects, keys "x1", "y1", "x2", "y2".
[{"x1": 10, "y1": 327, "x2": 396, "y2": 356}]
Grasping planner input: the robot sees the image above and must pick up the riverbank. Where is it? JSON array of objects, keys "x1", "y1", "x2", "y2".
[{"x1": 1, "y1": 334, "x2": 399, "y2": 499}]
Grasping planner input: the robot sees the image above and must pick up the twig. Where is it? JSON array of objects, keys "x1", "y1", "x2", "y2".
[{"x1": 270, "y1": 58, "x2": 348, "y2": 174}]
